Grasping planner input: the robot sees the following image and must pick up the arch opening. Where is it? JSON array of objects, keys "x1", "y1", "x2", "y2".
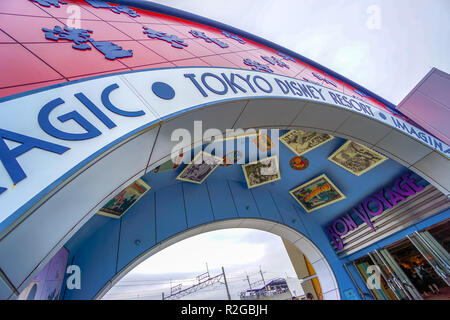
[{"x1": 96, "y1": 219, "x2": 340, "y2": 300}]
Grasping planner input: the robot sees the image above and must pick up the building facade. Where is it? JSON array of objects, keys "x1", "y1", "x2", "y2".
[{"x1": 0, "y1": 0, "x2": 449, "y2": 300}]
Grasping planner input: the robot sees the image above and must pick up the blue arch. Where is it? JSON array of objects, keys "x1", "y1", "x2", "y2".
[
  {"x1": 1, "y1": 1, "x2": 447, "y2": 301},
  {"x1": 61, "y1": 178, "x2": 354, "y2": 300},
  {"x1": 57, "y1": 129, "x2": 420, "y2": 300}
]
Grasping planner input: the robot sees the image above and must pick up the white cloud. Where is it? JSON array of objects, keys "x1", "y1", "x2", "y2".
[
  {"x1": 132, "y1": 229, "x2": 267, "y2": 274},
  {"x1": 105, "y1": 228, "x2": 298, "y2": 300}
]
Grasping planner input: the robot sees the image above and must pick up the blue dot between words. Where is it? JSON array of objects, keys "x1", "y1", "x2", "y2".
[{"x1": 151, "y1": 81, "x2": 175, "y2": 100}]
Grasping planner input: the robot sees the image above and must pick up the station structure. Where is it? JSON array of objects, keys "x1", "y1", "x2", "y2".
[{"x1": 0, "y1": 0, "x2": 449, "y2": 300}]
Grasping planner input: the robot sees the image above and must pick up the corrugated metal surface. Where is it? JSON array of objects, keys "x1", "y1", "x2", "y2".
[{"x1": 335, "y1": 185, "x2": 450, "y2": 257}]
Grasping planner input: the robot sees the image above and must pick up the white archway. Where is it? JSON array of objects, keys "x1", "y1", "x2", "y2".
[
  {"x1": 95, "y1": 218, "x2": 340, "y2": 300},
  {"x1": 0, "y1": 67, "x2": 448, "y2": 298}
]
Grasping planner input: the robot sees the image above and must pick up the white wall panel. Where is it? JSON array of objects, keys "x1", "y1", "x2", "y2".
[
  {"x1": 233, "y1": 98, "x2": 306, "y2": 129},
  {"x1": 147, "y1": 101, "x2": 247, "y2": 168},
  {"x1": 375, "y1": 130, "x2": 433, "y2": 167},
  {"x1": 294, "y1": 237, "x2": 322, "y2": 264},
  {"x1": 271, "y1": 224, "x2": 303, "y2": 244},
  {"x1": 335, "y1": 113, "x2": 393, "y2": 146},
  {"x1": 311, "y1": 258, "x2": 338, "y2": 294},
  {"x1": 412, "y1": 151, "x2": 450, "y2": 195},
  {"x1": 323, "y1": 289, "x2": 339, "y2": 300},
  {"x1": 291, "y1": 102, "x2": 352, "y2": 132},
  {"x1": 0, "y1": 128, "x2": 158, "y2": 288}
]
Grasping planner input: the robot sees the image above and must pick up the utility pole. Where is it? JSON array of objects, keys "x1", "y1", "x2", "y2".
[
  {"x1": 162, "y1": 292, "x2": 164, "y2": 300},
  {"x1": 259, "y1": 265, "x2": 266, "y2": 287},
  {"x1": 246, "y1": 272, "x2": 252, "y2": 290},
  {"x1": 222, "y1": 266, "x2": 231, "y2": 300}
]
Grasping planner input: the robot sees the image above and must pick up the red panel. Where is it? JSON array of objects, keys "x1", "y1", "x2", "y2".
[
  {"x1": 189, "y1": 38, "x2": 232, "y2": 55},
  {"x1": 0, "y1": 43, "x2": 64, "y2": 87},
  {"x1": 148, "y1": 12, "x2": 191, "y2": 26},
  {"x1": 231, "y1": 42, "x2": 261, "y2": 54},
  {"x1": 183, "y1": 40, "x2": 216, "y2": 57},
  {"x1": 139, "y1": 23, "x2": 186, "y2": 40},
  {"x1": 285, "y1": 60, "x2": 307, "y2": 78},
  {"x1": 221, "y1": 52, "x2": 254, "y2": 72},
  {"x1": 76, "y1": 19, "x2": 132, "y2": 41},
  {"x1": 68, "y1": 68, "x2": 130, "y2": 81},
  {"x1": 181, "y1": 20, "x2": 224, "y2": 39},
  {"x1": 237, "y1": 50, "x2": 288, "y2": 76},
  {"x1": 309, "y1": 68, "x2": 334, "y2": 89},
  {"x1": 112, "y1": 40, "x2": 167, "y2": 68},
  {"x1": 273, "y1": 65, "x2": 297, "y2": 78},
  {"x1": 82, "y1": 3, "x2": 137, "y2": 23},
  {"x1": 172, "y1": 58, "x2": 210, "y2": 67},
  {"x1": 218, "y1": 40, "x2": 247, "y2": 54},
  {"x1": 35, "y1": 2, "x2": 101, "y2": 20},
  {"x1": 298, "y1": 66, "x2": 325, "y2": 86},
  {"x1": 0, "y1": 0, "x2": 50, "y2": 17},
  {"x1": 0, "y1": 30, "x2": 15, "y2": 43},
  {"x1": 323, "y1": 74, "x2": 344, "y2": 93},
  {"x1": 131, "y1": 10, "x2": 164, "y2": 24},
  {"x1": 234, "y1": 50, "x2": 267, "y2": 63},
  {"x1": 251, "y1": 48, "x2": 303, "y2": 78},
  {"x1": 108, "y1": 21, "x2": 149, "y2": 41},
  {"x1": 244, "y1": 49, "x2": 295, "y2": 78},
  {"x1": 0, "y1": 0, "x2": 391, "y2": 113},
  {"x1": 342, "y1": 83, "x2": 374, "y2": 105},
  {"x1": 201, "y1": 55, "x2": 240, "y2": 69},
  {"x1": 0, "y1": 14, "x2": 63, "y2": 43},
  {"x1": 24, "y1": 42, "x2": 127, "y2": 78},
  {"x1": 178, "y1": 24, "x2": 226, "y2": 43},
  {"x1": 131, "y1": 62, "x2": 176, "y2": 71},
  {"x1": 239, "y1": 49, "x2": 262, "y2": 60},
  {"x1": 239, "y1": 39, "x2": 266, "y2": 51},
  {"x1": 168, "y1": 24, "x2": 207, "y2": 39},
  {"x1": 0, "y1": 79, "x2": 67, "y2": 99},
  {"x1": 139, "y1": 39, "x2": 195, "y2": 61},
  {"x1": 367, "y1": 98, "x2": 391, "y2": 113}
]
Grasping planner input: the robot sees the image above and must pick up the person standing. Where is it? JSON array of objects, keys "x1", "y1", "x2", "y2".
[
  {"x1": 414, "y1": 262, "x2": 440, "y2": 295},
  {"x1": 401, "y1": 264, "x2": 425, "y2": 294}
]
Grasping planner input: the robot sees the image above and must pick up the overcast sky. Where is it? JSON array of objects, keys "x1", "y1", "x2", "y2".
[
  {"x1": 103, "y1": 228, "x2": 299, "y2": 300},
  {"x1": 104, "y1": 0, "x2": 450, "y2": 300},
  {"x1": 147, "y1": 0, "x2": 450, "y2": 105}
]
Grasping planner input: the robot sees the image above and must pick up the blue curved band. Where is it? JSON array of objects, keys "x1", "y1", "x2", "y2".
[{"x1": 101, "y1": 83, "x2": 145, "y2": 117}]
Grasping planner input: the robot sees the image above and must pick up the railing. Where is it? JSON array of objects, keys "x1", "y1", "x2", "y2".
[{"x1": 240, "y1": 288, "x2": 290, "y2": 300}]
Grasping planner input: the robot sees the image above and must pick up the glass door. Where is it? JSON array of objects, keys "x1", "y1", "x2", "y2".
[
  {"x1": 370, "y1": 249, "x2": 423, "y2": 300},
  {"x1": 407, "y1": 230, "x2": 450, "y2": 286},
  {"x1": 352, "y1": 254, "x2": 400, "y2": 300},
  {"x1": 344, "y1": 261, "x2": 376, "y2": 300}
]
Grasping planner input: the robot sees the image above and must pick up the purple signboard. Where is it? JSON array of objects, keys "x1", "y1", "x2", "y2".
[{"x1": 326, "y1": 173, "x2": 425, "y2": 251}]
